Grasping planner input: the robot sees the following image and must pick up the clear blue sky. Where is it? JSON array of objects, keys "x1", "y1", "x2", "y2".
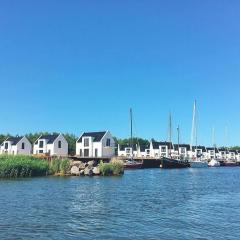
[{"x1": 0, "y1": 0, "x2": 240, "y2": 146}]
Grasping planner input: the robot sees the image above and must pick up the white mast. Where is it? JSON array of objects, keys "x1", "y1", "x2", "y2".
[{"x1": 190, "y1": 100, "x2": 197, "y2": 151}]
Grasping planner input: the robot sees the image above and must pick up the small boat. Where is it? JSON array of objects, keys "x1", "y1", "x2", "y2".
[
  {"x1": 190, "y1": 160, "x2": 208, "y2": 168},
  {"x1": 222, "y1": 161, "x2": 238, "y2": 167},
  {"x1": 160, "y1": 157, "x2": 190, "y2": 169},
  {"x1": 124, "y1": 160, "x2": 143, "y2": 169},
  {"x1": 208, "y1": 159, "x2": 220, "y2": 167}
]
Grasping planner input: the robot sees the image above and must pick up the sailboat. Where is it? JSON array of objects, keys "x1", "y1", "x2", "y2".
[
  {"x1": 208, "y1": 127, "x2": 221, "y2": 167},
  {"x1": 160, "y1": 114, "x2": 190, "y2": 169},
  {"x1": 123, "y1": 108, "x2": 143, "y2": 169},
  {"x1": 189, "y1": 100, "x2": 208, "y2": 168}
]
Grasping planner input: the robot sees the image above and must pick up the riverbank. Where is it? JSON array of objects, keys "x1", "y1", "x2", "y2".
[{"x1": 0, "y1": 155, "x2": 124, "y2": 178}]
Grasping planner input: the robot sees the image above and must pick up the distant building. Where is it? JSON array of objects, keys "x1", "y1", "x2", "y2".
[
  {"x1": 33, "y1": 134, "x2": 68, "y2": 156},
  {"x1": 191, "y1": 146, "x2": 207, "y2": 159},
  {"x1": 118, "y1": 144, "x2": 138, "y2": 158},
  {"x1": 138, "y1": 144, "x2": 151, "y2": 158},
  {"x1": 217, "y1": 148, "x2": 227, "y2": 160},
  {"x1": 76, "y1": 131, "x2": 115, "y2": 158},
  {"x1": 227, "y1": 149, "x2": 237, "y2": 161},
  {"x1": 150, "y1": 141, "x2": 173, "y2": 158},
  {"x1": 0, "y1": 136, "x2": 32, "y2": 155},
  {"x1": 173, "y1": 144, "x2": 191, "y2": 159},
  {"x1": 206, "y1": 147, "x2": 217, "y2": 160}
]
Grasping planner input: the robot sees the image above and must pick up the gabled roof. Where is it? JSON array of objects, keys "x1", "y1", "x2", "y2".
[
  {"x1": 38, "y1": 134, "x2": 59, "y2": 144},
  {"x1": 192, "y1": 146, "x2": 206, "y2": 152},
  {"x1": 152, "y1": 141, "x2": 173, "y2": 149},
  {"x1": 5, "y1": 136, "x2": 23, "y2": 145},
  {"x1": 229, "y1": 149, "x2": 238, "y2": 153},
  {"x1": 77, "y1": 131, "x2": 107, "y2": 143},
  {"x1": 174, "y1": 144, "x2": 191, "y2": 151},
  {"x1": 119, "y1": 144, "x2": 137, "y2": 151},
  {"x1": 139, "y1": 144, "x2": 150, "y2": 152}
]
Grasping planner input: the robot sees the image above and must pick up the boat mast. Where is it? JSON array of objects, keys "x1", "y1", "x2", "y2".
[
  {"x1": 168, "y1": 112, "x2": 172, "y2": 157},
  {"x1": 190, "y1": 100, "x2": 197, "y2": 158},
  {"x1": 130, "y1": 108, "x2": 133, "y2": 159},
  {"x1": 177, "y1": 125, "x2": 180, "y2": 157}
]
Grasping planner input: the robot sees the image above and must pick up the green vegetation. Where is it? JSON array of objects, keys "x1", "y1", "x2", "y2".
[
  {"x1": 0, "y1": 155, "x2": 49, "y2": 178},
  {"x1": 99, "y1": 160, "x2": 124, "y2": 176},
  {"x1": 0, "y1": 155, "x2": 71, "y2": 178}
]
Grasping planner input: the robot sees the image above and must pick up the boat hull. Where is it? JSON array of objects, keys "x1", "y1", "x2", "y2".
[
  {"x1": 160, "y1": 157, "x2": 190, "y2": 169},
  {"x1": 208, "y1": 159, "x2": 221, "y2": 167},
  {"x1": 190, "y1": 161, "x2": 208, "y2": 168}
]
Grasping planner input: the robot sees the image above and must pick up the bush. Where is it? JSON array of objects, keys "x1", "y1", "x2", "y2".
[
  {"x1": 0, "y1": 155, "x2": 49, "y2": 178},
  {"x1": 60, "y1": 159, "x2": 70, "y2": 174},
  {"x1": 50, "y1": 158, "x2": 70, "y2": 175},
  {"x1": 99, "y1": 160, "x2": 124, "y2": 176}
]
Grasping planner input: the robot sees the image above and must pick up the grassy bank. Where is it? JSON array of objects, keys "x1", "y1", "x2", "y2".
[
  {"x1": 99, "y1": 160, "x2": 124, "y2": 176},
  {"x1": 0, "y1": 155, "x2": 71, "y2": 178}
]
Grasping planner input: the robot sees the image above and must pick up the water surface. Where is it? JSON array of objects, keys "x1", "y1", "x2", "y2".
[{"x1": 0, "y1": 168, "x2": 240, "y2": 239}]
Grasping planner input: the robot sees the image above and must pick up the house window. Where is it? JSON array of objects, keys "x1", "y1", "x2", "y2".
[
  {"x1": 84, "y1": 149, "x2": 89, "y2": 157},
  {"x1": 4, "y1": 143, "x2": 8, "y2": 150},
  {"x1": 39, "y1": 150, "x2": 43, "y2": 153},
  {"x1": 126, "y1": 148, "x2": 131, "y2": 154},
  {"x1": 84, "y1": 138, "x2": 89, "y2": 147},
  {"x1": 22, "y1": 142, "x2": 25, "y2": 149},
  {"x1": 161, "y1": 147, "x2": 166, "y2": 152},
  {"x1": 95, "y1": 149, "x2": 98, "y2": 157},
  {"x1": 58, "y1": 141, "x2": 61, "y2": 148},
  {"x1": 180, "y1": 148, "x2": 185, "y2": 154},
  {"x1": 80, "y1": 149, "x2": 83, "y2": 157},
  {"x1": 106, "y1": 139, "x2": 111, "y2": 147},
  {"x1": 39, "y1": 141, "x2": 44, "y2": 148}
]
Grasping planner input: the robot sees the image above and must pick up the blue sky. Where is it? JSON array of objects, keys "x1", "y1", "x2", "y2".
[{"x1": 0, "y1": 0, "x2": 240, "y2": 146}]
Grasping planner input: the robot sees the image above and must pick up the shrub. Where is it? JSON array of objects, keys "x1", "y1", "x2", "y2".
[
  {"x1": 0, "y1": 155, "x2": 49, "y2": 178},
  {"x1": 60, "y1": 159, "x2": 70, "y2": 174},
  {"x1": 99, "y1": 160, "x2": 124, "y2": 176}
]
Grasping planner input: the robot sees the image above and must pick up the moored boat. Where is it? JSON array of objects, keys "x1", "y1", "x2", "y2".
[
  {"x1": 208, "y1": 159, "x2": 221, "y2": 167},
  {"x1": 160, "y1": 157, "x2": 190, "y2": 169},
  {"x1": 124, "y1": 160, "x2": 143, "y2": 169},
  {"x1": 222, "y1": 161, "x2": 238, "y2": 167},
  {"x1": 190, "y1": 160, "x2": 208, "y2": 168}
]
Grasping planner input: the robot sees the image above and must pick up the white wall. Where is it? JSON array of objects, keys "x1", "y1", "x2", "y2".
[
  {"x1": 52, "y1": 134, "x2": 68, "y2": 156},
  {"x1": 76, "y1": 131, "x2": 115, "y2": 158}
]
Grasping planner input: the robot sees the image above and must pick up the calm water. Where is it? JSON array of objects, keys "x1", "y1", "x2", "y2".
[{"x1": 0, "y1": 168, "x2": 240, "y2": 240}]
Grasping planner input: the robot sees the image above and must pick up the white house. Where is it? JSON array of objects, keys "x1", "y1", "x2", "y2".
[
  {"x1": 227, "y1": 149, "x2": 237, "y2": 161},
  {"x1": 150, "y1": 141, "x2": 173, "y2": 158},
  {"x1": 33, "y1": 134, "x2": 68, "y2": 156},
  {"x1": 0, "y1": 136, "x2": 32, "y2": 155},
  {"x1": 173, "y1": 144, "x2": 191, "y2": 159},
  {"x1": 118, "y1": 144, "x2": 138, "y2": 158},
  {"x1": 206, "y1": 147, "x2": 217, "y2": 160},
  {"x1": 138, "y1": 144, "x2": 151, "y2": 158},
  {"x1": 76, "y1": 131, "x2": 115, "y2": 158},
  {"x1": 217, "y1": 148, "x2": 227, "y2": 160},
  {"x1": 191, "y1": 146, "x2": 207, "y2": 159}
]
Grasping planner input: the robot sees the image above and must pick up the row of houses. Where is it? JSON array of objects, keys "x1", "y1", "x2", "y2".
[
  {"x1": 0, "y1": 131, "x2": 115, "y2": 158},
  {"x1": 1, "y1": 131, "x2": 240, "y2": 161},
  {"x1": 118, "y1": 141, "x2": 240, "y2": 161}
]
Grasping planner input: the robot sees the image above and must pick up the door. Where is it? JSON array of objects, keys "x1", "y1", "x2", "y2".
[
  {"x1": 95, "y1": 149, "x2": 98, "y2": 157},
  {"x1": 84, "y1": 149, "x2": 89, "y2": 157}
]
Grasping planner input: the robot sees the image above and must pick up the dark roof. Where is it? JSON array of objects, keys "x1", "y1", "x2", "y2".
[
  {"x1": 218, "y1": 148, "x2": 227, "y2": 152},
  {"x1": 139, "y1": 144, "x2": 150, "y2": 152},
  {"x1": 119, "y1": 144, "x2": 137, "y2": 151},
  {"x1": 229, "y1": 149, "x2": 238, "y2": 153},
  {"x1": 192, "y1": 146, "x2": 206, "y2": 152},
  {"x1": 39, "y1": 134, "x2": 59, "y2": 144},
  {"x1": 77, "y1": 131, "x2": 107, "y2": 143},
  {"x1": 174, "y1": 144, "x2": 191, "y2": 151},
  {"x1": 5, "y1": 136, "x2": 23, "y2": 145},
  {"x1": 152, "y1": 141, "x2": 173, "y2": 149}
]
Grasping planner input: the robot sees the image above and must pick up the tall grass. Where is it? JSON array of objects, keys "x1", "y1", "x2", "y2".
[
  {"x1": 49, "y1": 158, "x2": 70, "y2": 175},
  {"x1": 99, "y1": 160, "x2": 124, "y2": 176},
  {"x1": 0, "y1": 155, "x2": 49, "y2": 178}
]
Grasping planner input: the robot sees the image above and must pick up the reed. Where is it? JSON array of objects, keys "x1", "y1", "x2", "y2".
[
  {"x1": 0, "y1": 155, "x2": 49, "y2": 178},
  {"x1": 99, "y1": 160, "x2": 124, "y2": 176}
]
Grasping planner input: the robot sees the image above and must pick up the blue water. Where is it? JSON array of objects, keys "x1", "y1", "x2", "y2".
[{"x1": 0, "y1": 168, "x2": 240, "y2": 240}]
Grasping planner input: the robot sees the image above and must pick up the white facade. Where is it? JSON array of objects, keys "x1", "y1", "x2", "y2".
[
  {"x1": 173, "y1": 144, "x2": 191, "y2": 159},
  {"x1": 0, "y1": 136, "x2": 32, "y2": 155},
  {"x1": 76, "y1": 131, "x2": 115, "y2": 158},
  {"x1": 33, "y1": 134, "x2": 68, "y2": 156},
  {"x1": 150, "y1": 141, "x2": 172, "y2": 158},
  {"x1": 227, "y1": 150, "x2": 237, "y2": 161},
  {"x1": 118, "y1": 144, "x2": 138, "y2": 158}
]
